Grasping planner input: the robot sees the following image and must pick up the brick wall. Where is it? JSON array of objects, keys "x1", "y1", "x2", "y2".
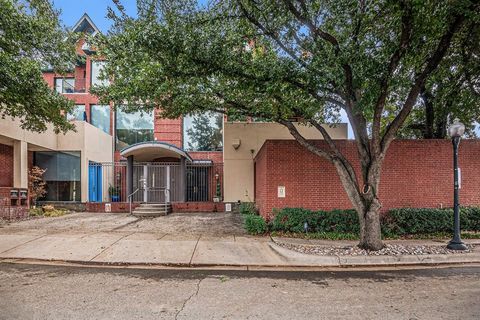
[
  {"x1": 85, "y1": 202, "x2": 139, "y2": 213},
  {"x1": 254, "y1": 139, "x2": 480, "y2": 218},
  {"x1": 190, "y1": 151, "x2": 223, "y2": 163},
  {"x1": 0, "y1": 144, "x2": 13, "y2": 187},
  {"x1": 172, "y1": 202, "x2": 225, "y2": 213}
]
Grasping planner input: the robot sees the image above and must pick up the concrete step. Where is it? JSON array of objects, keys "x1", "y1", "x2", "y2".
[
  {"x1": 133, "y1": 203, "x2": 171, "y2": 217},
  {"x1": 138, "y1": 203, "x2": 171, "y2": 208},
  {"x1": 135, "y1": 206, "x2": 170, "y2": 211}
]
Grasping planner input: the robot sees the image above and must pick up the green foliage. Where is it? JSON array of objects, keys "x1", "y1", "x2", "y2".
[
  {"x1": 244, "y1": 214, "x2": 267, "y2": 235},
  {"x1": 271, "y1": 231, "x2": 358, "y2": 240},
  {"x1": 382, "y1": 207, "x2": 480, "y2": 235},
  {"x1": 272, "y1": 207, "x2": 480, "y2": 237},
  {"x1": 272, "y1": 208, "x2": 359, "y2": 234},
  {"x1": 239, "y1": 202, "x2": 256, "y2": 215},
  {"x1": 0, "y1": 0, "x2": 77, "y2": 133},
  {"x1": 43, "y1": 209, "x2": 67, "y2": 217},
  {"x1": 29, "y1": 207, "x2": 43, "y2": 216},
  {"x1": 94, "y1": 1, "x2": 478, "y2": 132},
  {"x1": 29, "y1": 205, "x2": 67, "y2": 217}
]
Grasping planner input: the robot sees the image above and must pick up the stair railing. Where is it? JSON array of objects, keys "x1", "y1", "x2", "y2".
[{"x1": 127, "y1": 188, "x2": 140, "y2": 215}]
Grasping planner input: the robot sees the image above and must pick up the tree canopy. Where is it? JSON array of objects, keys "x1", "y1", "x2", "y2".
[
  {"x1": 0, "y1": 0, "x2": 77, "y2": 133},
  {"x1": 94, "y1": 0, "x2": 480, "y2": 250}
]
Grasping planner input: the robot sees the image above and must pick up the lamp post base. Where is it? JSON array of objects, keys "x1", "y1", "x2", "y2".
[{"x1": 447, "y1": 240, "x2": 468, "y2": 251}]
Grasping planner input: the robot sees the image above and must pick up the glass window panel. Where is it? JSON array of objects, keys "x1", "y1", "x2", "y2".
[
  {"x1": 91, "y1": 105, "x2": 110, "y2": 134},
  {"x1": 91, "y1": 61, "x2": 108, "y2": 86},
  {"x1": 183, "y1": 112, "x2": 223, "y2": 151},
  {"x1": 33, "y1": 151, "x2": 81, "y2": 201},
  {"x1": 54, "y1": 78, "x2": 74, "y2": 93},
  {"x1": 115, "y1": 110, "x2": 154, "y2": 150},
  {"x1": 67, "y1": 104, "x2": 86, "y2": 121}
]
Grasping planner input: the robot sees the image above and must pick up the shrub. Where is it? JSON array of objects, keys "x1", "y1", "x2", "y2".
[
  {"x1": 239, "y1": 202, "x2": 256, "y2": 215},
  {"x1": 271, "y1": 208, "x2": 359, "y2": 234},
  {"x1": 462, "y1": 207, "x2": 480, "y2": 232},
  {"x1": 43, "y1": 209, "x2": 67, "y2": 217},
  {"x1": 29, "y1": 207, "x2": 43, "y2": 216},
  {"x1": 382, "y1": 208, "x2": 480, "y2": 235},
  {"x1": 244, "y1": 214, "x2": 267, "y2": 235}
]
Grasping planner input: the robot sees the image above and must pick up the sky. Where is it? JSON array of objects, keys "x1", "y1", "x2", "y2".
[{"x1": 52, "y1": 0, "x2": 137, "y2": 32}]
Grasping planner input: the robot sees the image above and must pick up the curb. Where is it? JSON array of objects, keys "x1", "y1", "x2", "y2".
[{"x1": 268, "y1": 242, "x2": 480, "y2": 268}]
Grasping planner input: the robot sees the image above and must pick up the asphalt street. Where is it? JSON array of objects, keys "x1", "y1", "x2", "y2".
[{"x1": 0, "y1": 263, "x2": 479, "y2": 319}]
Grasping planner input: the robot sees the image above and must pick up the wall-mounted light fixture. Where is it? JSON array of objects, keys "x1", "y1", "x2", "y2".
[{"x1": 232, "y1": 138, "x2": 241, "y2": 150}]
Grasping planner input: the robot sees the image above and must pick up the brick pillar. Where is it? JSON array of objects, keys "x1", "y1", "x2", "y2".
[{"x1": 13, "y1": 140, "x2": 28, "y2": 188}]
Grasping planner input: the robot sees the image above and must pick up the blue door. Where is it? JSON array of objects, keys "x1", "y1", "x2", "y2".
[{"x1": 88, "y1": 163, "x2": 102, "y2": 202}]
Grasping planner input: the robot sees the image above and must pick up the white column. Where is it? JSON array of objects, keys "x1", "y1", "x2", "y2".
[
  {"x1": 143, "y1": 165, "x2": 148, "y2": 202},
  {"x1": 13, "y1": 140, "x2": 28, "y2": 188}
]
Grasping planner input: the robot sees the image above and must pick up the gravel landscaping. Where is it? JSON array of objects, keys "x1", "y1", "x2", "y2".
[{"x1": 274, "y1": 240, "x2": 476, "y2": 256}]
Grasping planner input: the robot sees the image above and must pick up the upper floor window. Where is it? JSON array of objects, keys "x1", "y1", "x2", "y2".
[
  {"x1": 91, "y1": 61, "x2": 108, "y2": 86},
  {"x1": 91, "y1": 104, "x2": 110, "y2": 134},
  {"x1": 183, "y1": 112, "x2": 223, "y2": 151},
  {"x1": 115, "y1": 110, "x2": 154, "y2": 150},
  {"x1": 55, "y1": 78, "x2": 75, "y2": 93},
  {"x1": 66, "y1": 104, "x2": 86, "y2": 121}
]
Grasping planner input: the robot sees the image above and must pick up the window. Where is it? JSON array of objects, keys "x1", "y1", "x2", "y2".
[
  {"x1": 34, "y1": 152, "x2": 81, "y2": 202},
  {"x1": 115, "y1": 110, "x2": 154, "y2": 150},
  {"x1": 91, "y1": 61, "x2": 108, "y2": 86},
  {"x1": 183, "y1": 112, "x2": 223, "y2": 151},
  {"x1": 54, "y1": 78, "x2": 75, "y2": 93},
  {"x1": 91, "y1": 105, "x2": 110, "y2": 134},
  {"x1": 66, "y1": 105, "x2": 86, "y2": 121}
]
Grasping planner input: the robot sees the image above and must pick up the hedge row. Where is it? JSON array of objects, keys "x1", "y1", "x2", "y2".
[
  {"x1": 270, "y1": 207, "x2": 480, "y2": 236},
  {"x1": 383, "y1": 207, "x2": 480, "y2": 235}
]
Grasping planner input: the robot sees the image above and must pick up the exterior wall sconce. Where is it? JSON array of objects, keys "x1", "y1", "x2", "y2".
[{"x1": 232, "y1": 139, "x2": 241, "y2": 150}]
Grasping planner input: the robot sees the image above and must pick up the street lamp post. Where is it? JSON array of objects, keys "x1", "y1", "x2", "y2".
[{"x1": 447, "y1": 120, "x2": 467, "y2": 251}]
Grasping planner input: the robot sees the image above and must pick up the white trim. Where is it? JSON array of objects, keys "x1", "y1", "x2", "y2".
[{"x1": 120, "y1": 142, "x2": 193, "y2": 162}]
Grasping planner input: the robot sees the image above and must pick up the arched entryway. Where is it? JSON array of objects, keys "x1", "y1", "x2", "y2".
[{"x1": 121, "y1": 141, "x2": 192, "y2": 203}]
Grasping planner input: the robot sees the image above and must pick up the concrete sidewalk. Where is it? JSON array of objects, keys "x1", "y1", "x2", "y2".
[{"x1": 1, "y1": 228, "x2": 480, "y2": 269}]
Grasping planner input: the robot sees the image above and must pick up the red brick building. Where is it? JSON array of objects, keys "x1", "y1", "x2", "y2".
[
  {"x1": 1, "y1": 13, "x2": 480, "y2": 219},
  {"x1": 254, "y1": 139, "x2": 480, "y2": 218}
]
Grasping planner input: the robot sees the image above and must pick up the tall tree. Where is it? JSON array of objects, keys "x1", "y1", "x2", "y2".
[
  {"x1": 93, "y1": 0, "x2": 480, "y2": 250},
  {"x1": 401, "y1": 22, "x2": 480, "y2": 139},
  {"x1": 0, "y1": 0, "x2": 77, "y2": 133}
]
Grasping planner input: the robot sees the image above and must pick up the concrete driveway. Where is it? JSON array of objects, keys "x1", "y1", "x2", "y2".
[{"x1": 0, "y1": 211, "x2": 246, "y2": 236}]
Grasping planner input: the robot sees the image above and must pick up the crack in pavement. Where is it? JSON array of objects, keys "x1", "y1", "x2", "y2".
[
  {"x1": 89, "y1": 232, "x2": 135, "y2": 261},
  {"x1": 174, "y1": 277, "x2": 203, "y2": 320},
  {"x1": 0, "y1": 234, "x2": 47, "y2": 255}
]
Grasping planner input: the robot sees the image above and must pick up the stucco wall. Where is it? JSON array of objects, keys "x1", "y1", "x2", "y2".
[
  {"x1": 223, "y1": 122, "x2": 348, "y2": 202},
  {"x1": 0, "y1": 119, "x2": 113, "y2": 202}
]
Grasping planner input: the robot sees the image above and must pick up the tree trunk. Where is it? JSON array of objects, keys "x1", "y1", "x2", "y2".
[
  {"x1": 358, "y1": 200, "x2": 383, "y2": 250},
  {"x1": 332, "y1": 159, "x2": 384, "y2": 251}
]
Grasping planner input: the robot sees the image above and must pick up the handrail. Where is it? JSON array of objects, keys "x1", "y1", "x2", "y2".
[
  {"x1": 127, "y1": 188, "x2": 140, "y2": 215},
  {"x1": 127, "y1": 187, "x2": 171, "y2": 215}
]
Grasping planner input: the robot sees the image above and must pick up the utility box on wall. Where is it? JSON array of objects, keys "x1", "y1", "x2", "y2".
[{"x1": 278, "y1": 186, "x2": 286, "y2": 198}]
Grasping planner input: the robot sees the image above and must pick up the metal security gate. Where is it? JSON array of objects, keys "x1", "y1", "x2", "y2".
[
  {"x1": 88, "y1": 162, "x2": 223, "y2": 204},
  {"x1": 132, "y1": 163, "x2": 183, "y2": 203}
]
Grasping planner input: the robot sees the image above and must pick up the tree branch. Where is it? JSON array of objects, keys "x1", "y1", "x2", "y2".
[
  {"x1": 381, "y1": 10, "x2": 468, "y2": 153},
  {"x1": 371, "y1": 1, "x2": 413, "y2": 153}
]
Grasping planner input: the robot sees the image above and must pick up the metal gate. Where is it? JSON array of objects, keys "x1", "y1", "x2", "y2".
[
  {"x1": 88, "y1": 162, "x2": 223, "y2": 204},
  {"x1": 132, "y1": 163, "x2": 182, "y2": 203}
]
